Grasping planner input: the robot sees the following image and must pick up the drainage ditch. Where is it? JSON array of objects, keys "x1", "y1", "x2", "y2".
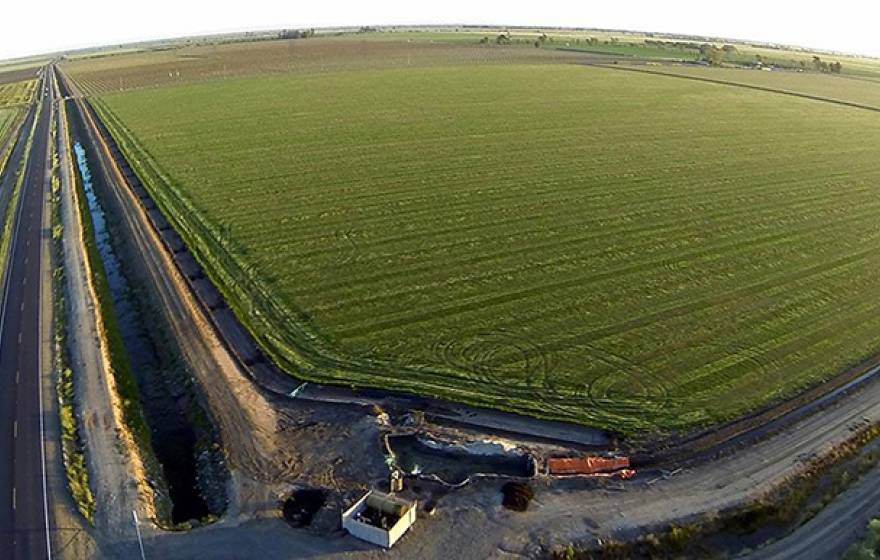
[{"x1": 68, "y1": 103, "x2": 226, "y2": 526}]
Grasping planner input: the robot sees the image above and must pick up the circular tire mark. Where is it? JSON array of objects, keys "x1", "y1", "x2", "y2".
[
  {"x1": 434, "y1": 330, "x2": 558, "y2": 400},
  {"x1": 583, "y1": 344, "x2": 670, "y2": 419}
]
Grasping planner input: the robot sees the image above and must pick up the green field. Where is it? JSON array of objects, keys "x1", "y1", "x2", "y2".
[{"x1": 82, "y1": 46, "x2": 880, "y2": 434}]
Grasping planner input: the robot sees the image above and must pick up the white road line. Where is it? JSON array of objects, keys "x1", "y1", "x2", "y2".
[
  {"x1": 12, "y1": 487, "x2": 15, "y2": 510},
  {"x1": 15, "y1": 370, "x2": 19, "y2": 384},
  {"x1": 13, "y1": 421, "x2": 17, "y2": 439},
  {"x1": 18, "y1": 332, "x2": 22, "y2": 345}
]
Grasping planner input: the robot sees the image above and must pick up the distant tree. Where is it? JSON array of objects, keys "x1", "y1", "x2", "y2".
[
  {"x1": 279, "y1": 28, "x2": 315, "y2": 40},
  {"x1": 496, "y1": 33, "x2": 511, "y2": 45},
  {"x1": 534, "y1": 40, "x2": 541, "y2": 48},
  {"x1": 700, "y1": 44, "x2": 725, "y2": 66},
  {"x1": 479, "y1": 36, "x2": 489, "y2": 45},
  {"x1": 830, "y1": 61, "x2": 843, "y2": 73}
]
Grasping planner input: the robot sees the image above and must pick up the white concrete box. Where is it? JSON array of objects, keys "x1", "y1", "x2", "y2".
[{"x1": 341, "y1": 491, "x2": 417, "y2": 548}]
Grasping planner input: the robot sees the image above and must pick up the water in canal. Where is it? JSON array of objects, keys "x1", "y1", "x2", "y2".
[{"x1": 73, "y1": 142, "x2": 210, "y2": 524}]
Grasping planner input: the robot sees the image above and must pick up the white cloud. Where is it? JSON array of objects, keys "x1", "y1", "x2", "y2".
[{"x1": 2, "y1": 0, "x2": 878, "y2": 61}]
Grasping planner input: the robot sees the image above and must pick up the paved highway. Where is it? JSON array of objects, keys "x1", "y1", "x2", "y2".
[{"x1": 0, "y1": 68, "x2": 53, "y2": 559}]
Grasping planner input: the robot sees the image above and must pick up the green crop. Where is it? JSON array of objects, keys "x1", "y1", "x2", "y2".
[{"x1": 91, "y1": 60, "x2": 880, "y2": 434}]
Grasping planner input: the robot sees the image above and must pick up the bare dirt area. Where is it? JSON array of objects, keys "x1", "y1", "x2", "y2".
[
  {"x1": 130, "y1": 381, "x2": 880, "y2": 560},
  {"x1": 0, "y1": 66, "x2": 41, "y2": 86},
  {"x1": 63, "y1": 38, "x2": 581, "y2": 95}
]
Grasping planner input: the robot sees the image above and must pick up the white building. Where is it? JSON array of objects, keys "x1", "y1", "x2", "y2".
[{"x1": 341, "y1": 491, "x2": 417, "y2": 548}]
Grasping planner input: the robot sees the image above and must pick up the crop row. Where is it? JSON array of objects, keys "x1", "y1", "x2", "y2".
[{"x1": 93, "y1": 62, "x2": 880, "y2": 433}]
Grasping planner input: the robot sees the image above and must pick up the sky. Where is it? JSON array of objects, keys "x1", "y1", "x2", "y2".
[{"x1": 2, "y1": 0, "x2": 879, "y2": 61}]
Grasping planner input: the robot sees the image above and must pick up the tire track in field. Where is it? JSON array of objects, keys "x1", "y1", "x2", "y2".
[{"x1": 432, "y1": 329, "x2": 569, "y2": 411}]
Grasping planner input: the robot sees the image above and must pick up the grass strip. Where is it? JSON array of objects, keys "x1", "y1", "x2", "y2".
[{"x1": 51, "y1": 100, "x2": 96, "y2": 521}]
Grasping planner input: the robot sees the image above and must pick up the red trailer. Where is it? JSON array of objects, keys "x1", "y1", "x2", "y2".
[{"x1": 547, "y1": 456, "x2": 630, "y2": 476}]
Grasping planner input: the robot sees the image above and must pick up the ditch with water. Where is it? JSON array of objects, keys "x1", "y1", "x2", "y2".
[{"x1": 68, "y1": 104, "x2": 226, "y2": 526}]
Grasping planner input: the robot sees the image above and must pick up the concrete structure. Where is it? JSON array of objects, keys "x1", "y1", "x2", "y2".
[{"x1": 341, "y1": 491, "x2": 416, "y2": 548}]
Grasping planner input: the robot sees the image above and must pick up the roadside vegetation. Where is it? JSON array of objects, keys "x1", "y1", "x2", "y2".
[
  {"x1": 51, "y1": 104, "x2": 95, "y2": 521},
  {"x1": 846, "y1": 519, "x2": 880, "y2": 560}
]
